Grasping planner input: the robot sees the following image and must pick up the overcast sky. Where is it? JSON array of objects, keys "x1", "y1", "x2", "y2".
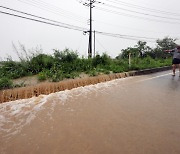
[{"x1": 1, "y1": 0, "x2": 180, "y2": 60}]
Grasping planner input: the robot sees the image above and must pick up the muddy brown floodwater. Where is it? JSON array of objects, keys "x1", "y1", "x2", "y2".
[{"x1": 1, "y1": 70, "x2": 180, "y2": 154}]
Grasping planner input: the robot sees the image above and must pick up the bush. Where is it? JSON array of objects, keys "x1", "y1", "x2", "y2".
[
  {"x1": 75, "y1": 58, "x2": 93, "y2": 72},
  {"x1": 38, "y1": 72, "x2": 47, "y2": 81},
  {"x1": 0, "y1": 77, "x2": 13, "y2": 90},
  {"x1": 51, "y1": 70, "x2": 65, "y2": 82},
  {"x1": 54, "y1": 48, "x2": 78, "y2": 63},
  {"x1": 0, "y1": 61, "x2": 29, "y2": 79},
  {"x1": 129, "y1": 57, "x2": 171, "y2": 70},
  {"x1": 92, "y1": 53, "x2": 111, "y2": 67},
  {"x1": 28, "y1": 54, "x2": 54, "y2": 74}
]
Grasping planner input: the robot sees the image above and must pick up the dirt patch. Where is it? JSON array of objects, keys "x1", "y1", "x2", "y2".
[
  {"x1": 13, "y1": 75, "x2": 40, "y2": 86},
  {"x1": 13, "y1": 73, "x2": 90, "y2": 87}
]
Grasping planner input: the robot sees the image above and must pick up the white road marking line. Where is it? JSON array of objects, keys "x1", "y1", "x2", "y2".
[{"x1": 135, "y1": 73, "x2": 172, "y2": 83}]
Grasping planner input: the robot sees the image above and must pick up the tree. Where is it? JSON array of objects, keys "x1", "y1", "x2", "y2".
[
  {"x1": 117, "y1": 47, "x2": 139, "y2": 59},
  {"x1": 156, "y1": 37, "x2": 177, "y2": 50},
  {"x1": 135, "y1": 41, "x2": 152, "y2": 58},
  {"x1": 117, "y1": 41, "x2": 152, "y2": 59},
  {"x1": 154, "y1": 37, "x2": 177, "y2": 58}
]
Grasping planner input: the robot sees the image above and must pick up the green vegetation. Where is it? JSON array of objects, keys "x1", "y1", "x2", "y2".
[
  {"x1": 0, "y1": 37, "x2": 176, "y2": 90},
  {"x1": 0, "y1": 77, "x2": 13, "y2": 89}
]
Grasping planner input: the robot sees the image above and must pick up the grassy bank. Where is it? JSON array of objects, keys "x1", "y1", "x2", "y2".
[{"x1": 0, "y1": 49, "x2": 171, "y2": 90}]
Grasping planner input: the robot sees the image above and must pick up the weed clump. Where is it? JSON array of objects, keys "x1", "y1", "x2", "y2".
[{"x1": 0, "y1": 77, "x2": 13, "y2": 90}]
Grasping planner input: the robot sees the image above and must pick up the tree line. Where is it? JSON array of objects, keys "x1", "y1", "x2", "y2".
[{"x1": 116, "y1": 37, "x2": 177, "y2": 59}]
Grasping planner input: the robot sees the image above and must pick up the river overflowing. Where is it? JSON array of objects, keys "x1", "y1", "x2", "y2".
[{"x1": 1, "y1": 72, "x2": 180, "y2": 154}]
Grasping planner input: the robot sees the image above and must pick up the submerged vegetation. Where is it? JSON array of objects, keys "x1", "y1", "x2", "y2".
[{"x1": 0, "y1": 37, "x2": 176, "y2": 90}]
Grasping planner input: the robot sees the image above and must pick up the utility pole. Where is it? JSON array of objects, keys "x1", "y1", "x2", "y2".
[
  {"x1": 81, "y1": 0, "x2": 101, "y2": 58},
  {"x1": 94, "y1": 30, "x2": 96, "y2": 57},
  {"x1": 89, "y1": 0, "x2": 93, "y2": 58}
]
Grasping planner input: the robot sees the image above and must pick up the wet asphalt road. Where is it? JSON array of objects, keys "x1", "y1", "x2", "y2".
[{"x1": 1, "y1": 70, "x2": 180, "y2": 154}]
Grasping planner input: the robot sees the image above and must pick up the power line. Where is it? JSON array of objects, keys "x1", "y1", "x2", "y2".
[
  {"x1": 0, "y1": 7, "x2": 164, "y2": 42},
  {"x1": 104, "y1": 0, "x2": 180, "y2": 17},
  {"x1": 95, "y1": 6, "x2": 180, "y2": 25},
  {"x1": 16, "y1": 0, "x2": 88, "y2": 24},
  {"x1": 95, "y1": 31, "x2": 156, "y2": 42},
  {"x1": 0, "y1": 5, "x2": 87, "y2": 31},
  {"x1": 19, "y1": 0, "x2": 87, "y2": 20},
  {"x1": 96, "y1": 31, "x2": 157, "y2": 40},
  {"x1": 102, "y1": 3, "x2": 180, "y2": 21},
  {"x1": 14, "y1": 0, "x2": 180, "y2": 33},
  {"x1": 96, "y1": 38, "x2": 108, "y2": 51},
  {"x1": 93, "y1": 19, "x2": 180, "y2": 37},
  {"x1": 0, "y1": 10, "x2": 87, "y2": 31}
]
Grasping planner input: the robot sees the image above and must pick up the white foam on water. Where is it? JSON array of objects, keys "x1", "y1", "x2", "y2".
[
  {"x1": 0, "y1": 77, "x2": 132, "y2": 139},
  {"x1": 0, "y1": 95, "x2": 51, "y2": 139}
]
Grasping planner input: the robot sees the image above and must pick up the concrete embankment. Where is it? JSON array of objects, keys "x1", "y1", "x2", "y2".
[{"x1": 0, "y1": 66, "x2": 171, "y2": 103}]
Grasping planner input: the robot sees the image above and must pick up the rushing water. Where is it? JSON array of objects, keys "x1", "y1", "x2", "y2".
[{"x1": 1, "y1": 71, "x2": 180, "y2": 154}]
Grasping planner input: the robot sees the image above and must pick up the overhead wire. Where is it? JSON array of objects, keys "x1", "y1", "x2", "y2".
[
  {"x1": 96, "y1": 38, "x2": 108, "y2": 51},
  {"x1": 14, "y1": 0, "x2": 180, "y2": 35},
  {"x1": 0, "y1": 5, "x2": 88, "y2": 31},
  {"x1": 77, "y1": 0, "x2": 179, "y2": 36},
  {"x1": 96, "y1": 30, "x2": 157, "y2": 40},
  {"x1": 102, "y1": 3, "x2": 180, "y2": 21},
  {"x1": 16, "y1": 0, "x2": 88, "y2": 24},
  {"x1": 0, "y1": 10, "x2": 87, "y2": 31},
  {"x1": 95, "y1": 31, "x2": 156, "y2": 42},
  {"x1": 20, "y1": 0, "x2": 87, "y2": 20},
  {"x1": 1, "y1": 4, "x2": 177, "y2": 43},
  {"x1": 104, "y1": 0, "x2": 180, "y2": 17},
  {"x1": 93, "y1": 19, "x2": 180, "y2": 37},
  {"x1": 1, "y1": 0, "x2": 179, "y2": 57},
  {"x1": 95, "y1": 6, "x2": 180, "y2": 25}
]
